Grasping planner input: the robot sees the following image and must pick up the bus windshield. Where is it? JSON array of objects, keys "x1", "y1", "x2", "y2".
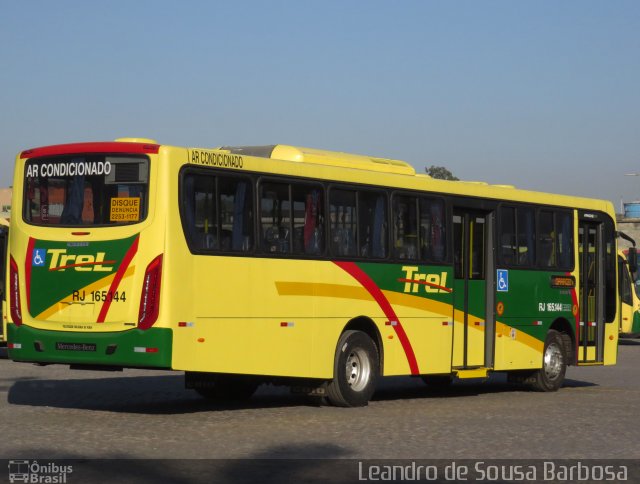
[{"x1": 23, "y1": 155, "x2": 149, "y2": 226}]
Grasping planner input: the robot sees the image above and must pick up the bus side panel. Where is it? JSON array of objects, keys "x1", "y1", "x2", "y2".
[
  {"x1": 171, "y1": 258, "x2": 354, "y2": 378},
  {"x1": 493, "y1": 269, "x2": 573, "y2": 371},
  {"x1": 604, "y1": 319, "x2": 618, "y2": 365},
  {"x1": 358, "y1": 262, "x2": 454, "y2": 376},
  {"x1": 170, "y1": 259, "x2": 455, "y2": 378}
]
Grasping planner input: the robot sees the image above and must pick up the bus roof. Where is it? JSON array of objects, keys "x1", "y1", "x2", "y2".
[
  {"x1": 220, "y1": 144, "x2": 416, "y2": 176},
  {"x1": 16, "y1": 139, "x2": 614, "y2": 216}
]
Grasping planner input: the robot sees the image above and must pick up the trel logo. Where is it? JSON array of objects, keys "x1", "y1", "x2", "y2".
[
  {"x1": 399, "y1": 266, "x2": 452, "y2": 294},
  {"x1": 34, "y1": 248, "x2": 116, "y2": 272}
]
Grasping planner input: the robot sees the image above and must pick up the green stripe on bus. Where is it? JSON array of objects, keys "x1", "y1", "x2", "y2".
[{"x1": 7, "y1": 324, "x2": 172, "y2": 369}]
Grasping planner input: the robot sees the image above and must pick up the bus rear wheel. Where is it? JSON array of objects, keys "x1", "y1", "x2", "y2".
[
  {"x1": 326, "y1": 330, "x2": 379, "y2": 407},
  {"x1": 529, "y1": 329, "x2": 567, "y2": 392}
]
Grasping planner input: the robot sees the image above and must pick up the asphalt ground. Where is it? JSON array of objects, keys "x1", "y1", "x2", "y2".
[{"x1": 1, "y1": 341, "x2": 639, "y2": 482}]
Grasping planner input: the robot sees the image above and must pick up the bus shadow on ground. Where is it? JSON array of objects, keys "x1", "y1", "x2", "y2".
[
  {"x1": 11, "y1": 444, "x2": 355, "y2": 483},
  {"x1": 6, "y1": 374, "x2": 309, "y2": 414},
  {"x1": 619, "y1": 338, "x2": 640, "y2": 346},
  {"x1": 372, "y1": 373, "x2": 597, "y2": 402},
  {"x1": 6, "y1": 372, "x2": 597, "y2": 414}
]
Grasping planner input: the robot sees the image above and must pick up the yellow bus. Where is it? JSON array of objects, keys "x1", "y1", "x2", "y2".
[
  {"x1": 618, "y1": 248, "x2": 640, "y2": 337},
  {"x1": 6, "y1": 139, "x2": 625, "y2": 406}
]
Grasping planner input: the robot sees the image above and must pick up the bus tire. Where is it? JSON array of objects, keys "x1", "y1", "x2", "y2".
[
  {"x1": 529, "y1": 330, "x2": 567, "y2": 392},
  {"x1": 326, "y1": 330, "x2": 378, "y2": 407}
]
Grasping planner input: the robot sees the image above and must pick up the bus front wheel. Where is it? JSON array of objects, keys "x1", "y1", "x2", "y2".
[
  {"x1": 529, "y1": 329, "x2": 567, "y2": 392},
  {"x1": 326, "y1": 330, "x2": 379, "y2": 407}
]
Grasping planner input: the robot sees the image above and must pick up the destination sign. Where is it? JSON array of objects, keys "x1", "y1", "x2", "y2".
[{"x1": 26, "y1": 161, "x2": 112, "y2": 178}]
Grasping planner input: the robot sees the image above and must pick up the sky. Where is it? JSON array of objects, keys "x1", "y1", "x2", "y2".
[{"x1": 1, "y1": 1, "x2": 639, "y2": 211}]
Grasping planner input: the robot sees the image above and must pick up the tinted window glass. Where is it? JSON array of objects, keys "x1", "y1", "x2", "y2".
[
  {"x1": 499, "y1": 207, "x2": 517, "y2": 265},
  {"x1": 538, "y1": 210, "x2": 573, "y2": 270},
  {"x1": 392, "y1": 195, "x2": 446, "y2": 263},
  {"x1": 260, "y1": 181, "x2": 325, "y2": 255},
  {"x1": 557, "y1": 211, "x2": 573, "y2": 270},
  {"x1": 420, "y1": 198, "x2": 446, "y2": 262},
  {"x1": 330, "y1": 189, "x2": 357, "y2": 257},
  {"x1": 517, "y1": 207, "x2": 535, "y2": 266},
  {"x1": 24, "y1": 155, "x2": 149, "y2": 226},
  {"x1": 392, "y1": 195, "x2": 418, "y2": 260},
  {"x1": 500, "y1": 206, "x2": 539, "y2": 267},
  {"x1": 358, "y1": 191, "x2": 387, "y2": 258},
  {"x1": 182, "y1": 172, "x2": 253, "y2": 252},
  {"x1": 538, "y1": 210, "x2": 556, "y2": 268},
  {"x1": 261, "y1": 182, "x2": 291, "y2": 254},
  {"x1": 292, "y1": 184, "x2": 324, "y2": 255}
]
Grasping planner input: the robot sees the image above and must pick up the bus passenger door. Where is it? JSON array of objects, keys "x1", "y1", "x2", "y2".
[
  {"x1": 578, "y1": 221, "x2": 605, "y2": 363},
  {"x1": 452, "y1": 209, "x2": 495, "y2": 368}
]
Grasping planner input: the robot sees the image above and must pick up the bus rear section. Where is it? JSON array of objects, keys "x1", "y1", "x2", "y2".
[{"x1": 7, "y1": 141, "x2": 172, "y2": 369}]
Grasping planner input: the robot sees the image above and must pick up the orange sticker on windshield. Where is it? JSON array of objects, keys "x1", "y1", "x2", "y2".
[{"x1": 110, "y1": 197, "x2": 140, "y2": 222}]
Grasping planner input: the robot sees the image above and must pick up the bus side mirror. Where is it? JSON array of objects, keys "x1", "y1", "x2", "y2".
[{"x1": 628, "y1": 247, "x2": 638, "y2": 277}]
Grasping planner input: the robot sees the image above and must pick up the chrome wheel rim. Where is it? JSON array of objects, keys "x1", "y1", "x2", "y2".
[
  {"x1": 544, "y1": 342, "x2": 563, "y2": 381},
  {"x1": 345, "y1": 347, "x2": 371, "y2": 392}
]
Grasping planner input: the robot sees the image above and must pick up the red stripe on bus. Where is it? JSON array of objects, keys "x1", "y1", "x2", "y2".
[
  {"x1": 96, "y1": 236, "x2": 139, "y2": 323},
  {"x1": 333, "y1": 261, "x2": 420, "y2": 375},
  {"x1": 26, "y1": 237, "x2": 36, "y2": 312}
]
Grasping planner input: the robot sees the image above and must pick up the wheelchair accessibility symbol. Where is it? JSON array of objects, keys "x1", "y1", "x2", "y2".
[
  {"x1": 32, "y1": 249, "x2": 46, "y2": 267},
  {"x1": 497, "y1": 269, "x2": 509, "y2": 292}
]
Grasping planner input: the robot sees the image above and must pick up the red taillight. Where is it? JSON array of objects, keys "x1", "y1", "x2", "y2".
[
  {"x1": 137, "y1": 254, "x2": 163, "y2": 330},
  {"x1": 9, "y1": 256, "x2": 23, "y2": 326}
]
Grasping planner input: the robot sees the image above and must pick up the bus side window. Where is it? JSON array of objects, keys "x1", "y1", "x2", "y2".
[
  {"x1": 358, "y1": 191, "x2": 387, "y2": 259},
  {"x1": 420, "y1": 198, "x2": 446, "y2": 262},
  {"x1": 181, "y1": 172, "x2": 254, "y2": 253},
  {"x1": 260, "y1": 182, "x2": 290, "y2": 254},
  {"x1": 538, "y1": 210, "x2": 555, "y2": 268},
  {"x1": 499, "y1": 205, "x2": 535, "y2": 267},
  {"x1": 293, "y1": 185, "x2": 324, "y2": 256},
  {"x1": 222, "y1": 178, "x2": 253, "y2": 252},
  {"x1": 556, "y1": 211, "x2": 573, "y2": 270},
  {"x1": 183, "y1": 174, "x2": 217, "y2": 250},
  {"x1": 517, "y1": 207, "x2": 535, "y2": 265},
  {"x1": 330, "y1": 189, "x2": 357, "y2": 257},
  {"x1": 499, "y1": 206, "x2": 517, "y2": 265},
  {"x1": 392, "y1": 195, "x2": 418, "y2": 260}
]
